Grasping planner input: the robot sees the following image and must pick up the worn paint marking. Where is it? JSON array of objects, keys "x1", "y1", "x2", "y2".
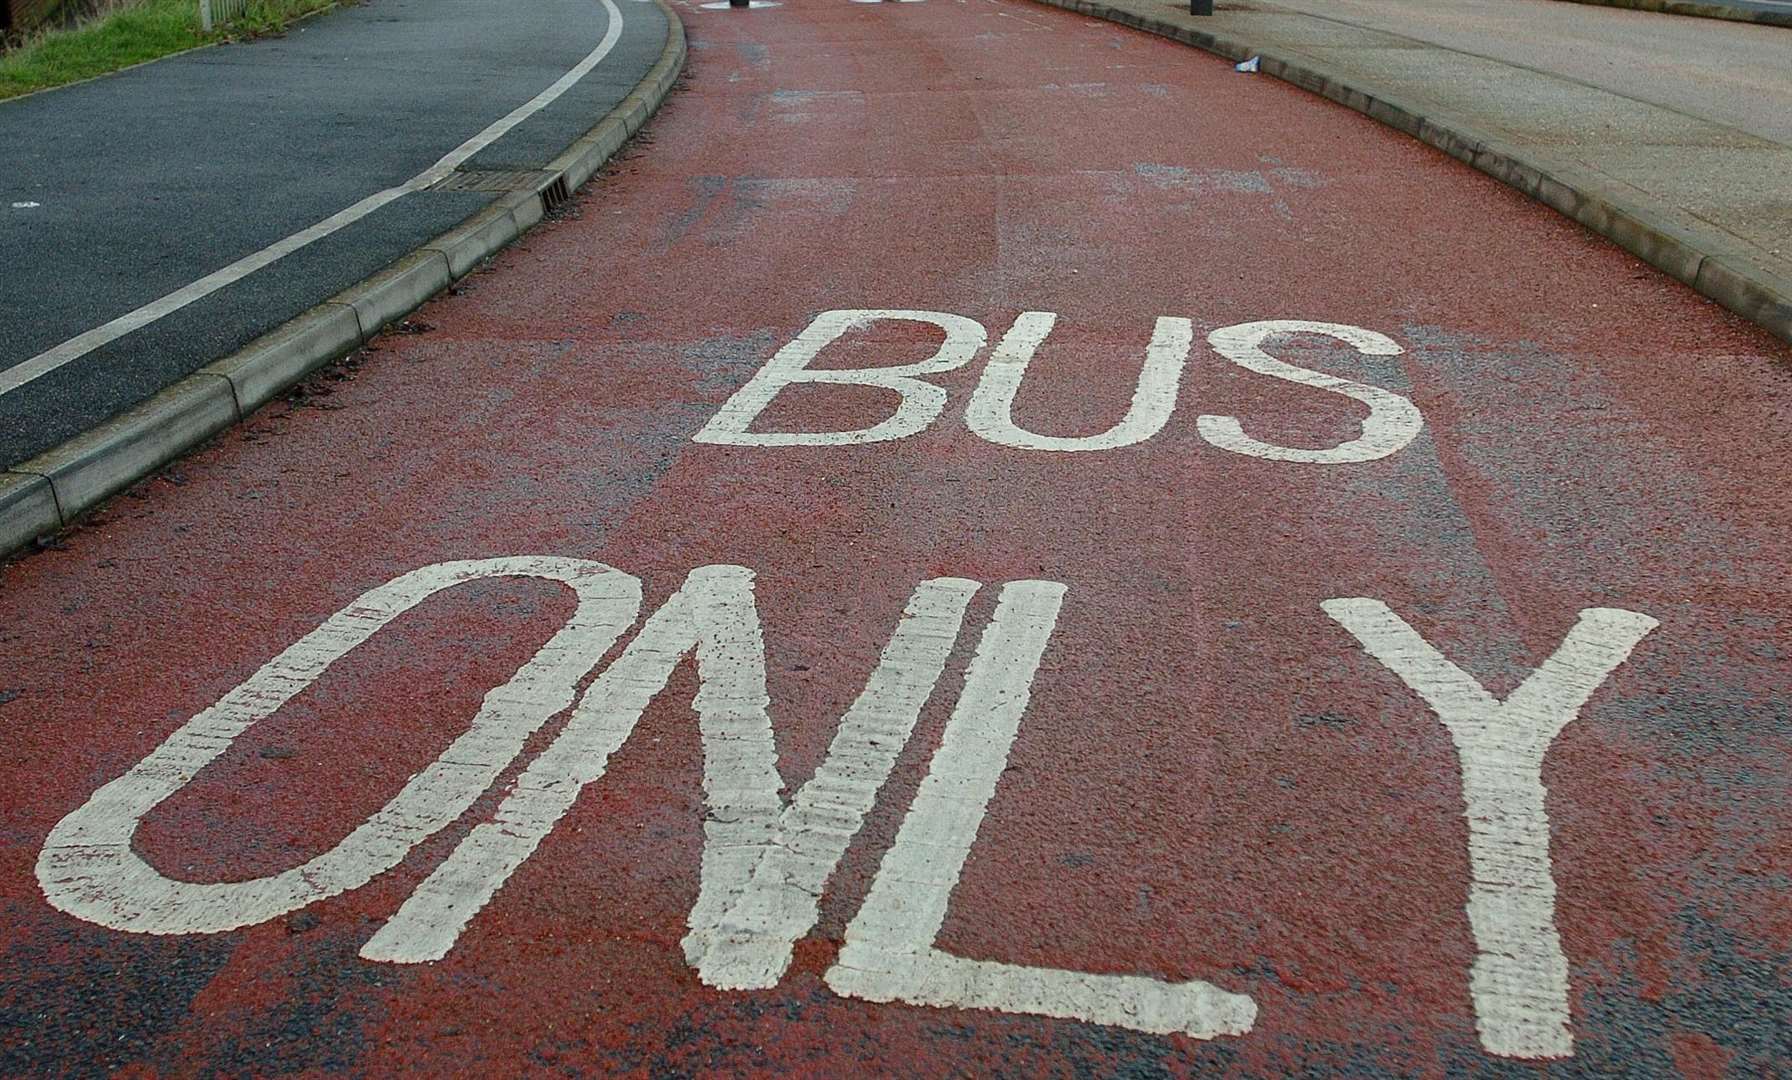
[
  {"x1": 1322, "y1": 599, "x2": 1659, "y2": 1059},
  {"x1": 826, "y1": 581, "x2": 1258, "y2": 1040},
  {"x1": 363, "y1": 568, "x2": 980, "y2": 965},
  {"x1": 1198, "y1": 321, "x2": 1420, "y2": 464},
  {"x1": 36, "y1": 557, "x2": 643, "y2": 935},
  {"x1": 694, "y1": 309, "x2": 987, "y2": 446},
  {"x1": 965, "y1": 312, "x2": 1192, "y2": 451},
  {"x1": 697, "y1": 309, "x2": 1425, "y2": 460}
]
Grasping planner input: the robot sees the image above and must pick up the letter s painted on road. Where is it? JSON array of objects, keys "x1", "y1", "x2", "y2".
[{"x1": 1197, "y1": 320, "x2": 1422, "y2": 464}]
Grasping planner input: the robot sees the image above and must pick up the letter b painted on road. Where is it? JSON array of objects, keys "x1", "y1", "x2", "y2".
[{"x1": 694, "y1": 309, "x2": 987, "y2": 446}]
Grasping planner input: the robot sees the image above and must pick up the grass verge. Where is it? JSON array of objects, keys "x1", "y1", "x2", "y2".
[{"x1": 0, "y1": 0, "x2": 338, "y2": 101}]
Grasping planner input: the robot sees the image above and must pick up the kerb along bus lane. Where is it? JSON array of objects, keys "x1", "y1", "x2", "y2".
[{"x1": 3, "y1": 0, "x2": 1790, "y2": 1073}]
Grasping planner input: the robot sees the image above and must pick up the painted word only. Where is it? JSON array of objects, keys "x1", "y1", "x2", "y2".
[
  {"x1": 36, "y1": 559, "x2": 1655, "y2": 1061},
  {"x1": 695, "y1": 309, "x2": 1424, "y2": 462}
]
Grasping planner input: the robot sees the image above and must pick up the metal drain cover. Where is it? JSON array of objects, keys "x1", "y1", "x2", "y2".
[{"x1": 430, "y1": 169, "x2": 557, "y2": 194}]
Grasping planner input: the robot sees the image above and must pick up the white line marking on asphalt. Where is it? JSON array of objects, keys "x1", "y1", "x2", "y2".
[
  {"x1": 1198, "y1": 320, "x2": 1422, "y2": 463},
  {"x1": 966, "y1": 311, "x2": 1191, "y2": 451},
  {"x1": 0, "y1": 0, "x2": 626, "y2": 398},
  {"x1": 824, "y1": 581, "x2": 1258, "y2": 1040},
  {"x1": 362, "y1": 568, "x2": 978, "y2": 966},
  {"x1": 1322, "y1": 599, "x2": 1659, "y2": 1060},
  {"x1": 37, "y1": 557, "x2": 642, "y2": 935}
]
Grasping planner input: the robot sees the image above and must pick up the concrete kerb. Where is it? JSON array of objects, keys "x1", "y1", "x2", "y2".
[
  {"x1": 1700, "y1": 253, "x2": 1792, "y2": 341},
  {"x1": 426, "y1": 188, "x2": 543, "y2": 280},
  {"x1": 0, "y1": 0, "x2": 689, "y2": 561},
  {"x1": 347, "y1": 249, "x2": 456, "y2": 341},
  {"x1": 0, "y1": 473, "x2": 58, "y2": 554},
  {"x1": 19, "y1": 375, "x2": 240, "y2": 521},
  {"x1": 1029, "y1": 0, "x2": 1792, "y2": 355},
  {"x1": 1553, "y1": 0, "x2": 1792, "y2": 28},
  {"x1": 207, "y1": 302, "x2": 364, "y2": 414}
]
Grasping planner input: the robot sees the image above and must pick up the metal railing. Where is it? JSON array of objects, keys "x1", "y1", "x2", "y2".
[{"x1": 199, "y1": 0, "x2": 250, "y2": 31}]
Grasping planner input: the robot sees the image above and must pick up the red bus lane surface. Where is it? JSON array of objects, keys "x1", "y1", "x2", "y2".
[{"x1": 4, "y1": 0, "x2": 1791, "y2": 1074}]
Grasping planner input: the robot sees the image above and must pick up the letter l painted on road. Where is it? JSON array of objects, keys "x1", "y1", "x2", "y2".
[{"x1": 825, "y1": 581, "x2": 1258, "y2": 1040}]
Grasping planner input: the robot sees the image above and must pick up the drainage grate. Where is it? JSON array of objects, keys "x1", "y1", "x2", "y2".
[
  {"x1": 541, "y1": 175, "x2": 572, "y2": 212},
  {"x1": 431, "y1": 169, "x2": 558, "y2": 194}
]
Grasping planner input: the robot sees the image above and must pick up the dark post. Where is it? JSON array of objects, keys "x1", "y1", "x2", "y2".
[{"x1": 1190, "y1": 0, "x2": 1212, "y2": 13}]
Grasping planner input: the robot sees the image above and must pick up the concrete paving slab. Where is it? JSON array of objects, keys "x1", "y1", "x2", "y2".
[
  {"x1": 1039, "y1": 0, "x2": 1792, "y2": 347},
  {"x1": 1247, "y1": 0, "x2": 1792, "y2": 145},
  {"x1": 1294, "y1": 46, "x2": 1777, "y2": 149},
  {"x1": 1564, "y1": 0, "x2": 1792, "y2": 24},
  {"x1": 1203, "y1": 10, "x2": 1432, "y2": 46},
  {"x1": 1568, "y1": 145, "x2": 1792, "y2": 251}
]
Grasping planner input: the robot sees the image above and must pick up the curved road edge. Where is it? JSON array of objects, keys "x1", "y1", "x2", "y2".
[
  {"x1": 1025, "y1": 0, "x2": 1792, "y2": 352},
  {"x1": 1552, "y1": 0, "x2": 1792, "y2": 29},
  {"x1": 0, "y1": 0, "x2": 689, "y2": 562}
]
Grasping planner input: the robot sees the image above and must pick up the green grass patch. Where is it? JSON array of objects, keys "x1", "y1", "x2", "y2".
[{"x1": 0, "y1": 0, "x2": 339, "y2": 101}]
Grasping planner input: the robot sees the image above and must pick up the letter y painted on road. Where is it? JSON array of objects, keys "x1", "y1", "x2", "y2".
[{"x1": 1323, "y1": 599, "x2": 1658, "y2": 1060}]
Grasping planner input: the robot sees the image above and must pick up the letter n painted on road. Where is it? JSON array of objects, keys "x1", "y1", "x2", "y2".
[{"x1": 363, "y1": 566, "x2": 981, "y2": 971}]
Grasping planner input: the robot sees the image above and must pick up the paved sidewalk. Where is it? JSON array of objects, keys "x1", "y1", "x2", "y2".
[
  {"x1": 1560, "y1": 0, "x2": 1792, "y2": 29},
  {"x1": 1038, "y1": 0, "x2": 1792, "y2": 347},
  {"x1": 1261, "y1": 0, "x2": 1792, "y2": 143},
  {"x1": 0, "y1": 0, "x2": 670, "y2": 469}
]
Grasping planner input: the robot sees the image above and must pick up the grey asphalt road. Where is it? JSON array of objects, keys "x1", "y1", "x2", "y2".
[
  {"x1": 1255, "y1": 0, "x2": 1792, "y2": 145},
  {"x1": 0, "y1": 0, "x2": 669, "y2": 468}
]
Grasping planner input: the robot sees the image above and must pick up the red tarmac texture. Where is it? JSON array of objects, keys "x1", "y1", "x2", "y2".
[{"x1": 3, "y1": 0, "x2": 1791, "y2": 1074}]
